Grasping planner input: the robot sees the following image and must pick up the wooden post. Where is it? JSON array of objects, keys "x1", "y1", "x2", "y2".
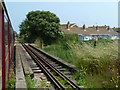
[{"x1": 40, "y1": 40, "x2": 42, "y2": 49}]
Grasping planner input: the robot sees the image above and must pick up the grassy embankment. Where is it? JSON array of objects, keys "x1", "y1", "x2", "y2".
[{"x1": 35, "y1": 34, "x2": 120, "y2": 88}]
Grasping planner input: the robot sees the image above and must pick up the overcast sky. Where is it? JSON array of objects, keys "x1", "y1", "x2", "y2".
[{"x1": 5, "y1": 1, "x2": 118, "y2": 33}]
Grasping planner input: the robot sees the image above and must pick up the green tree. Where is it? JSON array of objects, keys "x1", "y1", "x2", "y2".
[
  {"x1": 14, "y1": 31, "x2": 18, "y2": 38},
  {"x1": 19, "y1": 10, "x2": 63, "y2": 48}
]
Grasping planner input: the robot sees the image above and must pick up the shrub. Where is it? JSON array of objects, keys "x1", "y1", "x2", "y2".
[
  {"x1": 25, "y1": 75, "x2": 37, "y2": 88},
  {"x1": 42, "y1": 34, "x2": 119, "y2": 88}
]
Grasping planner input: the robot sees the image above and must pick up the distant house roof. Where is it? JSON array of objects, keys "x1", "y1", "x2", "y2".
[
  {"x1": 86, "y1": 27, "x2": 118, "y2": 35},
  {"x1": 113, "y1": 28, "x2": 120, "y2": 33},
  {"x1": 60, "y1": 24, "x2": 76, "y2": 34},
  {"x1": 70, "y1": 26, "x2": 89, "y2": 35},
  {"x1": 60, "y1": 22, "x2": 118, "y2": 35},
  {"x1": 88, "y1": 26, "x2": 109, "y2": 28}
]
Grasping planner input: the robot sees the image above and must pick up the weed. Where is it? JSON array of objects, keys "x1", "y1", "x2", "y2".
[
  {"x1": 25, "y1": 74, "x2": 37, "y2": 88},
  {"x1": 38, "y1": 80, "x2": 51, "y2": 87},
  {"x1": 56, "y1": 76, "x2": 73, "y2": 89},
  {"x1": 40, "y1": 34, "x2": 119, "y2": 88},
  {"x1": 6, "y1": 78, "x2": 16, "y2": 88},
  {"x1": 110, "y1": 72, "x2": 120, "y2": 88},
  {"x1": 51, "y1": 71, "x2": 73, "y2": 88},
  {"x1": 6, "y1": 61, "x2": 16, "y2": 89}
]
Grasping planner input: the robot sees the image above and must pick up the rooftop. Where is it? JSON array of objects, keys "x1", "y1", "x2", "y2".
[{"x1": 61, "y1": 22, "x2": 118, "y2": 35}]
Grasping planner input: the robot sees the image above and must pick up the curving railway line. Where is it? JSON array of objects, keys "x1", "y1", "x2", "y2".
[{"x1": 21, "y1": 42, "x2": 82, "y2": 90}]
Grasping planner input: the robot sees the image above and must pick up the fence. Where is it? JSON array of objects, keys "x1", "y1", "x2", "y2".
[{"x1": 0, "y1": 0, "x2": 14, "y2": 89}]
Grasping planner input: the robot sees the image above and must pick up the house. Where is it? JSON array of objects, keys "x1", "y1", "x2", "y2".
[
  {"x1": 60, "y1": 22, "x2": 119, "y2": 41},
  {"x1": 113, "y1": 27, "x2": 120, "y2": 33}
]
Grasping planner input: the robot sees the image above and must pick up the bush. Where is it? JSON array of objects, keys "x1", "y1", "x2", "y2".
[
  {"x1": 42, "y1": 34, "x2": 119, "y2": 88},
  {"x1": 7, "y1": 79, "x2": 16, "y2": 88},
  {"x1": 25, "y1": 75, "x2": 37, "y2": 88}
]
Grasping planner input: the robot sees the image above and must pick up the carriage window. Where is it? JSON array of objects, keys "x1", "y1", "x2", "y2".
[
  {"x1": 4, "y1": 12, "x2": 8, "y2": 57},
  {"x1": 4, "y1": 11, "x2": 9, "y2": 83}
]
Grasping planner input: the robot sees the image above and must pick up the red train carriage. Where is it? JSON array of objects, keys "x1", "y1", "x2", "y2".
[{"x1": 0, "y1": 0, "x2": 14, "y2": 89}]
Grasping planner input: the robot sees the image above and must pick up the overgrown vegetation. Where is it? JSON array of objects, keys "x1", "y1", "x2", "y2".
[
  {"x1": 56, "y1": 76, "x2": 72, "y2": 89},
  {"x1": 51, "y1": 71, "x2": 73, "y2": 89},
  {"x1": 25, "y1": 74, "x2": 37, "y2": 88},
  {"x1": 6, "y1": 72, "x2": 16, "y2": 88},
  {"x1": 6, "y1": 60, "x2": 16, "y2": 88},
  {"x1": 39, "y1": 34, "x2": 120, "y2": 88},
  {"x1": 37, "y1": 80, "x2": 52, "y2": 88},
  {"x1": 25, "y1": 74, "x2": 53, "y2": 88}
]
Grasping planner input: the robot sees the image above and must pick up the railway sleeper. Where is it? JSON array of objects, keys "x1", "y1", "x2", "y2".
[
  {"x1": 57, "y1": 68, "x2": 66, "y2": 71},
  {"x1": 47, "y1": 68, "x2": 51, "y2": 71},
  {"x1": 41, "y1": 76, "x2": 47, "y2": 80},
  {"x1": 43, "y1": 63, "x2": 59, "y2": 67},
  {"x1": 48, "y1": 62, "x2": 57, "y2": 64},
  {"x1": 24, "y1": 44, "x2": 83, "y2": 89},
  {"x1": 63, "y1": 72, "x2": 71, "y2": 75},
  {"x1": 33, "y1": 69, "x2": 42, "y2": 73},
  {"x1": 32, "y1": 68, "x2": 40, "y2": 70},
  {"x1": 65, "y1": 75, "x2": 73, "y2": 78},
  {"x1": 55, "y1": 66, "x2": 63, "y2": 69},
  {"x1": 51, "y1": 64, "x2": 59, "y2": 67},
  {"x1": 31, "y1": 66, "x2": 40, "y2": 69}
]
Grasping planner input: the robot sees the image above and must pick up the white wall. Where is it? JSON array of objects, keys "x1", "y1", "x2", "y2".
[
  {"x1": 111, "y1": 35, "x2": 119, "y2": 39},
  {"x1": 79, "y1": 34, "x2": 119, "y2": 41},
  {"x1": 79, "y1": 35, "x2": 92, "y2": 41}
]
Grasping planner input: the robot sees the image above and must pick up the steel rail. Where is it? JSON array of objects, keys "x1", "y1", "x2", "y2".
[
  {"x1": 28, "y1": 46, "x2": 76, "y2": 88},
  {"x1": 27, "y1": 44, "x2": 81, "y2": 89},
  {"x1": 27, "y1": 45, "x2": 76, "y2": 89},
  {"x1": 21, "y1": 43, "x2": 66, "y2": 90},
  {"x1": 29, "y1": 44, "x2": 76, "y2": 72}
]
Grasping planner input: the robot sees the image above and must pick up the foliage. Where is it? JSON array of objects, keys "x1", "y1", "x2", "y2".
[
  {"x1": 110, "y1": 72, "x2": 120, "y2": 88},
  {"x1": 14, "y1": 30, "x2": 19, "y2": 38},
  {"x1": 25, "y1": 75, "x2": 37, "y2": 88},
  {"x1": 26, "y1": 74, "x2": 52, "y2": 88},
  {"x1": 6, "y1": 62, "x2": 16, "y2": 89},
  {"x1": 6, "y1": 78, "x2": 16, "y2": 88},
  {"x1": 50, "y1": 71, "x2": 73, "y2": 88},
  {"x1": 77, "y1": 65, "x2": 87, "y2": 80},
  {"x1": 38, "y1": 80, "x2": 51, "y2": 87},
  {"x1": 56, "y1": 77, "x2": 72, "y2": 88},
  {"x1": 58, "y1": 34, "x2": 78, "y2": 50},
  {"x1": 19, "y1": 10, "x2": 63, "y2": 45},
  {"x1": 42, "y1": 34, "x2": 119, "y2": 88}
]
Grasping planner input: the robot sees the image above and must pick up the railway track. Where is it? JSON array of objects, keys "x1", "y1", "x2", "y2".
[{"x1": 21, "y1": 42, "x2": 82, "y2": 90}]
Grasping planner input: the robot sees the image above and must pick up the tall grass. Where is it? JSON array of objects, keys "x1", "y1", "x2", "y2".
[{"x1": 41, "y1": 34, "x2": 120, "y2": 88}]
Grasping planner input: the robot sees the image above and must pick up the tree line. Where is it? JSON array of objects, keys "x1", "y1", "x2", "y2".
[{"x1": 19, "y1": 10, "x2": 63, "y2": 48}]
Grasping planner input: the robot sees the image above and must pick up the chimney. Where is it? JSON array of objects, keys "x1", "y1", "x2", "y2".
[
  {"x1": 96, "y1": 26, "x2": 99, "y2": 31},
  {"x1": 107, "y1": 26, "x2": 110, "y2": 32},
  {"x1": 67, "y1": 21, "x2": 70, "y2": 30},
  {"x1": 83, "y1": 24, "x2": 86, "y2": 31},
  {"x1": 107, "y1": 26, "x2": 110, "y2": 30}
]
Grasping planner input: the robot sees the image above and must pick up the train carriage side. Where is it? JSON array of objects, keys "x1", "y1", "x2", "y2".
[
  {"x1": 0, "y1": 1, "x2": 14, "y2": 89},
  {"x1": 0, "y1": 1, "x2": 2, "y2": 88}
]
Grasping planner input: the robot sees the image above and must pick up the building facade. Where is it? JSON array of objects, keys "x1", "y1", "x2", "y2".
[{"x1": 61, "y1": 22, "x2": 119, "y2": 41}]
